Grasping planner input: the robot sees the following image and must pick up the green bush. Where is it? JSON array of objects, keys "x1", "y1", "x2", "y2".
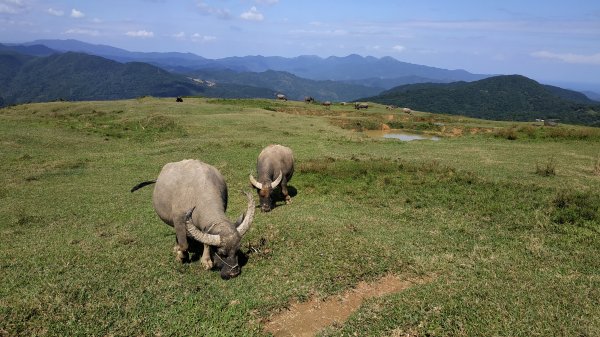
[{"x1": 552, "y1": 190, "x2": 600, "y2": 228}]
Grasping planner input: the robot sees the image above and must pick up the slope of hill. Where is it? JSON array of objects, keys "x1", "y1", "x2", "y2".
[
  {"x1": 0, "y1": 43, "x2": 57, "y2": 57},
  {"x1": 363, "y1": 75, "x2": 600, "y2": 126},
  {"x1": 0, "y1": 51, "x2": 211, "y2": 105},
  {"x1": 190, "y1": 69, "x2": 383, "y2": 101}
]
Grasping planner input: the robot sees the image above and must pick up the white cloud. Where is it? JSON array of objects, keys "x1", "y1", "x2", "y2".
[
  {"x1": 70, "y1": 8, "x2": 85, "y2": 18},
  {"x1": 191, "y1": 33, "x2": 216, "y2": 42},
  {"x1": 126, "y1": 30, "x2": 154, "y2": 38},
  {"x1": 0, "y1": 0, "x2": 27, "y2": 14},
  {"x1": 47, "y1": 8, "x2": 63, "y2": 16},
  {"x1": 240, "y1": 6, "x2": 263, "y2": 21},
  {"x1": 393, "y1": 45, "x2": 406, "y2": 52},
  {"x1": 290, "y1": 28, "x2": 348, "y2": 37},
  {"x1": 255, "y1": 0, "x2": 278, "y2": 4},
  {"x1": 531, "y1": 50, "x2": 600, "y2": 65},
  {"x1": 196, "y1": 0, "x2": 231, "y2": 19},
  {"x1": 173, "y1": 31, "x2": 185, "y2": 39},
  {"x1": 65, "y1": 28, "x2": 99, "y2": 36}
]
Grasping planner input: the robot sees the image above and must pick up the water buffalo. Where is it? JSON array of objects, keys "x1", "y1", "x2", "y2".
[
  {"x1": 276, "y1": 93, "x2": 288, "y2": 101},
  {"x1": 354, "y1": 102, "x2": 369, "y2": 110},
  {"x1": 402, "y1": 107, "x2": 412, "y2": 114},
  {"x1": 176, "y1": 97, "x2": 183, "y2": 102},
  {"x1": 322, "y1": 101, "x2": 332, "y2": 108},
  {"x1": 249, "y1": 144, "x2": 294, "y2": 212},
  {"x1": 131, "y1": 159, "x2": 255, "y2": 279},
  {"x1": 304, "y1": 96, "x2": 315, "y2": 103}
]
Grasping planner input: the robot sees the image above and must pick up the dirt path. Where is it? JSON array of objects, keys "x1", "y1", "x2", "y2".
[{"x1": 264, "y1": 274, "x2": 433, "y2": 337}]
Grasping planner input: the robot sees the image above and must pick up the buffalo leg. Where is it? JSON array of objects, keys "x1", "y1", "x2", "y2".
[
  {"x1": 281, "y1": 177, "x2": 291, "y2": 204},
  {"x1": 173, "y1": 214, "x2": 189, "y2": 262},
  {"x1": 201, "y1": 244, "x2": 213, "y2": 270}
]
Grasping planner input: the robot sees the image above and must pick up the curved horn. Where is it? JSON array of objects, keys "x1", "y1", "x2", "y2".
[
  {"x1": 270, "y1": 170, "x2": 283, "y2": 189},
  {"x1": 185, "y1": 207, "x2": 222, "y2": 247},
  {"x1": 249, "y1": 174, "x2": 263, "y2": 189},
  {"x1": 236, "y1": 191, "x2": 255, "y2": 236}
]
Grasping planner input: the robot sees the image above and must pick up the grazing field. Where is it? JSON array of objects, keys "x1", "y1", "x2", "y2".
[{"x1": 1, "y1": 97, "x2": 599, "y2": 336}]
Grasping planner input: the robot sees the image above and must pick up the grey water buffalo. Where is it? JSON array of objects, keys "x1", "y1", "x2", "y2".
[
  {"x1": 354, "y1": 102, "x2": 369, "y2": 110},
  {"x1": 276, "y1": 93, "x2": 288, "y2": 101},
  {"x1": 402, "y1": 107, "x2": 412, "y2": 114},
  {"x1": 304, "y1": 96, "x2": 315, "y2": 103},
  {"x1": 250, "y1": 144, "x2": 294, "y2": 212},
  {"x1": 131, "y1": 159, "x2": 255, "y2": 279}
]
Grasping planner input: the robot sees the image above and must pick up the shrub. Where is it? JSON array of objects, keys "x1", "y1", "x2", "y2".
[
  {"x1": 535, "y1": 157, "x2": 556, "y2": 176},
  {"x1": 552, "y1": 190, "x2": 600, "y2": 228},
  {"x1": 495, "y1": 127, "x2": 518, "y2": 140}
]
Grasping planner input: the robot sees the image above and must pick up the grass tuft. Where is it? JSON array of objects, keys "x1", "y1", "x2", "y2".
[
  {"x1": 552, "y1": 190, "x2": 600, "y2": 229},
  {"x1": 535, "y1": 157, "x2": 556, "y2": 176}
]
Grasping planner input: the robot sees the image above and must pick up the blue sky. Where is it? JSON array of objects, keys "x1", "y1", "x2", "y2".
[{"x1": 1, "y1": 0, "x2": 599, "y2": 90}]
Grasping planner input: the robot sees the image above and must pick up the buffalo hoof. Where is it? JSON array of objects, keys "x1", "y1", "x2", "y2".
[
  {"x1": 174, "y1": 246, "x2": 188, "y2": 263},
  {"x1": 201, "y1": 256, "x2": 213, "y2": 270}
]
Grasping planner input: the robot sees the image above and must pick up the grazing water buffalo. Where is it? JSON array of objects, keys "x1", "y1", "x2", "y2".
[
  {"x1": 131, "y1": 159, "x2": 255, "y2": 279},
  {"x1": 402, "y1": 107, "x2": 412, "y2": 114},
  {"x1": 304, "y1": 96, "x2": 315, "y2": 103},
  {"x1": 176, "y1": 96, "x2": 183, "y2": 102},
  {"x1": 354, "y1": 102, "x2": 369, "y2": 110},
  {"x1": 276, "y1": 93, "x2": 288, "y2": 101},
  {"x1": 322, "y1": 101, "x2": 332, "y2": 108},
  {"x1": 249, "y1": 144, "x2": 294, "y2": 212}
]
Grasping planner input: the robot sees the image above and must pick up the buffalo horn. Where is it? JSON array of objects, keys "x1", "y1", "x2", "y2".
[
  {"x1": 270, "y1": 170, "x2": 283, "y2": 188},
  {"x1": 249, "y1": 174, "x2": 263, "y2": 189},
  {"x1": 184, "y1": 207, "x2": 222, "y2": 246},
  {"x1": 236, "y1": 191, "x2": 255, "y2": 236}
]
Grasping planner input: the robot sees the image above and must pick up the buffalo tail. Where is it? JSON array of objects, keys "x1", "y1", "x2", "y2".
[{"x1": 130, "y1": 180, "x2": 156, "y2": 193}]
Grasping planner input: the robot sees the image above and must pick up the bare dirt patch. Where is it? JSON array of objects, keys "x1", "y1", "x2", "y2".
[{"x1": 264, "y1": 274, "x2": 434, "y2": 337}]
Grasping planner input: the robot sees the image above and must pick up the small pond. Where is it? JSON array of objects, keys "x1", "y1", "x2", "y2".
[{"x1": 365, "y1": 130, "x2": 441, "y2": 142}]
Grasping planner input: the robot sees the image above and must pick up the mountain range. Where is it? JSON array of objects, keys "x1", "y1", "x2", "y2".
[
  {"x1": 15, "y1": 39, "x2": 489, "y2": 87},
  {"x1": 1, "y1": 39, "x2": 599, "y2": 126}
]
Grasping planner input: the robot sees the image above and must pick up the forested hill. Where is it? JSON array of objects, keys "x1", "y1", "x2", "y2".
[
  {"x1": 363, "y1": 75, "x2": 600, "y2": 126},
  {"x1": 0, "y1": 51, "x2": 212, "y2": 105}
]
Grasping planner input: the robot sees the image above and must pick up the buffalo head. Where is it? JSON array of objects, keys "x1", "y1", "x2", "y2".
[
  {"x1": 184, "y1": 192, "x2": 255, "y2": 279},
  {"x1": 249, "y1": 170, "x2": 283, "y2": 212}
]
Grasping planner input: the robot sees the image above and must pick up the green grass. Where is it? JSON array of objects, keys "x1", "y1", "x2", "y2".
[{"x1": 1, "y1": 98, "x2": 599, "y2": 336}]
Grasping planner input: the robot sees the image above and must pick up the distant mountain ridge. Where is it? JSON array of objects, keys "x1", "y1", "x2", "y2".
[
  {"x1": 16, "y1": 39, "x2": 490, "y2": 86},
  {"x1": 363, "y1": 75, "x2": 600, "y2": 126}
]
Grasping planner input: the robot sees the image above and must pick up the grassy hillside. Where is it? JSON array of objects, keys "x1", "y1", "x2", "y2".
[
  {"x1": 1, "y1": 98, "x2": 599, "y2": 336},
  {"x1": 365, "y1": 75, "x2": 600, "y2": 126}
]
